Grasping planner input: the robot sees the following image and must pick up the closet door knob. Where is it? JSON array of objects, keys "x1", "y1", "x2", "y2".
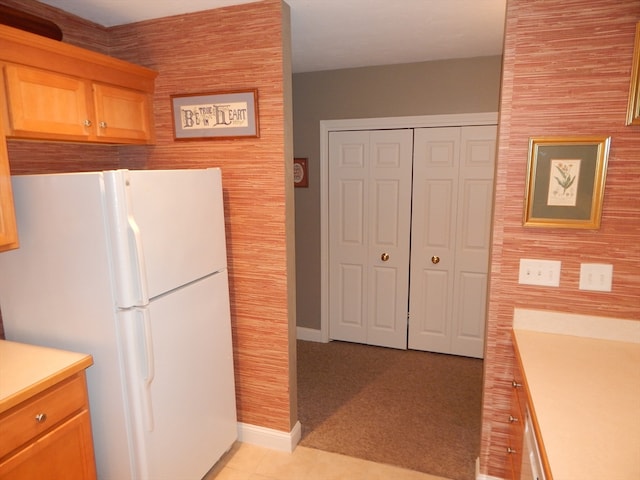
[
  {"x1": 431, "y1": 256, "x2": 440, "y2": 264},
  {"x1": 381, "y1": 253, "x2": 389, "y2": 262}
]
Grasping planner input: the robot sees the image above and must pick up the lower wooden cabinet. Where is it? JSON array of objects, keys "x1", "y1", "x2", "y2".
[
  {"x1": 0, "y1": 372, "x2": 97, "y2": 480},
  {"x1": 507, "y1": 358, "x2": 526, "y2": 479}
]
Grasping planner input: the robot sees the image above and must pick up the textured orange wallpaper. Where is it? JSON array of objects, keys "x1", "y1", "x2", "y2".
[
  {"x1": 4, "y1": 0, "x2": 295, "y2": 434},
  {"x1": 480, "y1": 1, "x2": 640, "y2": 477},
  {"x1": 4, "y1": 0, "x2": 639, "y2": 473}
]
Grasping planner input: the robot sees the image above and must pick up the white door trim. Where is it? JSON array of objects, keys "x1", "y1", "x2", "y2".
[{"x1": 319, "y1": 113, "x2": 498, "y2": 343}]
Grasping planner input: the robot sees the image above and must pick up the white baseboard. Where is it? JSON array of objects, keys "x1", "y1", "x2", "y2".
[
  {"x1": 475, "y1": 457, "x2": 504, "y2": 480},
  {"x1": 237, "y1": 421, "x2": 302, "y2": 453},
  {"x1": 296, "y1": 326, "x2": 325, "y2": 342}
]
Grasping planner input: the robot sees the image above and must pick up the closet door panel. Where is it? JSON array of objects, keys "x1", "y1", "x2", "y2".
[
  {"x1": 329, "y1": 131, "x2": 369, "y2": 343},
  {"x1": 329, "y1": 129, "x2": 412, "y2": 349}
]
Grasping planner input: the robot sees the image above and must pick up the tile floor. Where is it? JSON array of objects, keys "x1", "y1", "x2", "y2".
[{"x1": 203, "y1": 442, "x2": 452, "y2": 480}]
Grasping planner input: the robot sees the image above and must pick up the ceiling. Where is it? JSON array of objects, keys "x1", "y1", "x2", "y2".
[{"x1": 37, "y1": 0, "x2": 507, "y2": 73}]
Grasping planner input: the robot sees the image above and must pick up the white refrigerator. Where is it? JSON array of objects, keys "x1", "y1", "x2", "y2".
[{"x1": 0, "y1": 168, "x2": 237, "y2": 480}]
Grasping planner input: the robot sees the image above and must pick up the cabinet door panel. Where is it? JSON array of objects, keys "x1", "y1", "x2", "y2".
[
  {"x1": 0, "y1": 410, "x2": 97, "y2": 480},
  {"x1": 0, "y1": 138, "x2": 17, "y2": 251},
  {"x1": 93, "y1": 83, "x2": 154, "y2": 143},
  {"x1": 4, "y1": 64, "x2": 91, "y2": 139}
]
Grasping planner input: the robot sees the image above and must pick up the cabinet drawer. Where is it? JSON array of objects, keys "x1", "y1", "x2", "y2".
[
  {"x1": 0, "y1": 410, "x2": 96, "y2": 480},
  {"x1": 0, "y1": 373, "x2": 87, "y2": 459}
]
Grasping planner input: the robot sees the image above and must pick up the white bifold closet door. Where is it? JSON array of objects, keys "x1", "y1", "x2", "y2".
[
  {"x1": 408, "y1": 126, "x2": 496, "y2": 358},
  {"x1": 328, "y1": 125, "x2": 496, "y2": 358},
  {"x1": 328, "y1": 129, "x2": 413, "y2": 349}
]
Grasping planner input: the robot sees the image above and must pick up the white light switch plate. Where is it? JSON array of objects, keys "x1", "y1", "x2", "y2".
[
  {"x1": 579, "y1": 263, "x2": 613, "y2": 292},
  {"x1": 518, "y1": 259, "x2": 561, "y2": 287}
]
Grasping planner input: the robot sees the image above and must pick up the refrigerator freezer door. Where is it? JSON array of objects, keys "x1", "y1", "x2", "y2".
[
  {"x1": 105, "y1": 168, "x2": 228, "y2": 308},
  {"x1": 118, "y1": 272, "x2": 237, "y2": 480}
]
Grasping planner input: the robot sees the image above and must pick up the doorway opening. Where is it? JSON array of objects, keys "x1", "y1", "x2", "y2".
[{"x1": 295, "y1": 113, "x2": 496, "y2": 478}]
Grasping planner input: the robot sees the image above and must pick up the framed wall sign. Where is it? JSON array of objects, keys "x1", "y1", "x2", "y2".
[
  {"x1": 626, "y1": 22, "x2": 640, "y2": 126},
  {"x1": 171, "y1": 89, "x2": 259, "y2": 139},
  {"x1": 523, "y1": 136, "x2": 611, "y2": 229},
  {"x1": 293, "y1": 158, "x2": 309, "y2": 188}
]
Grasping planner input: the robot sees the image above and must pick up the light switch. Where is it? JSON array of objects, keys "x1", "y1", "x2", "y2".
[
  {"x1": 579, "y1": 263, "x2": 613, "y2": 292},
  {"x1": 518, "y1": 259, "x2": 561, "y2": 287}
]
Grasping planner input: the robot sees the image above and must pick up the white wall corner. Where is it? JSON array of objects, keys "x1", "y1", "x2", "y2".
[
  {"x1": 476, "y1": 457, "x2": 505, "y2": 480},
  {"x1": 237, "y1": 421, "x2": 302, "y2": 453}
]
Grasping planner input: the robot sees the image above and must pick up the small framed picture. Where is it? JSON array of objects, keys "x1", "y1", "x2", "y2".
[
  {"x1": 294, "y1": 158, "x2": 309, "y2": 188},
  {"x1": 524, "y1": 137, "x2": 611, "y2": 229},
  {"x1": 171, "y1": 89, "x2": 259, "y2": 140}
]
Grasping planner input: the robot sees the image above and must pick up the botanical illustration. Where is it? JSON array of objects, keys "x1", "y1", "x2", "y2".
[{"x1": 547, "y1": 158, "x2": 581, "y2": 206}]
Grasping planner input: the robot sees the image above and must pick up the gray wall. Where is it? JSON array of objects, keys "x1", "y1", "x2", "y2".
[{"x1": 292, "y1": 56, "x2": 503, "y2": 330}]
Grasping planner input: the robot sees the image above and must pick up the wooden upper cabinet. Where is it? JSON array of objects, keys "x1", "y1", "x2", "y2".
[
  {"x1": 0, "y1": 158, "x2": 18, "y2": 252},
  {"x1": 3, "y1": 64, "x2": 155, "y2": 144},
  {"x1": 0, "y1": 112, "x2": 17, "y2": 252},
  {"x1": 0, "y1": 24, "x2": 157, "y2": 145},
  {"x1": 3, "y1": 64, "x2": 93, "y2": 141},
  {"x1": 93, "y1": 83, "x2": 154, "y2": 143}
]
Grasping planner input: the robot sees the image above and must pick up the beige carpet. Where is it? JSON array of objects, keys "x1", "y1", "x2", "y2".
[{"x1": 296, "y1": 340, "x2": 483, "y2": 480}]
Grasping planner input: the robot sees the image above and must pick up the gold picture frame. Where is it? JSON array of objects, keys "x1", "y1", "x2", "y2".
[
  {"x1": 524, "y1": 137, "x2": 611, "y2": 229},
  {"x1": 626, "y1": 22, "x2": 640, "y2": 125}
]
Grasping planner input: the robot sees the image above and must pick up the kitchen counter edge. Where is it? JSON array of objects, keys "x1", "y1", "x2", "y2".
[{"x1": 0, "y1": 339, "x2": 93, "y2": 413}]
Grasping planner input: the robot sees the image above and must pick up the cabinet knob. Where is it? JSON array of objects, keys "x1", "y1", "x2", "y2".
[
  {"x1": 506, "y1": 447, "x2": 517, "y2": 454},
  {"x1": 35, "y1": 412, "x2": 47, "y2": 423},
  {"x1": 99, "y1": 121, "x2": 108, "y2": 129},
  {"x1": 83, "y1": 119, "x2": 92, "y2": 127},
  {"x1": 509, "y1": 415, "x2": 519, "y2": 423},
  {"x1": 512, "y1": 380, "x2": 522, "y2": 388}
]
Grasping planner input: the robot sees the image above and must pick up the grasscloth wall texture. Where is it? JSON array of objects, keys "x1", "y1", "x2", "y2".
[
  {"x1": 3, "y1": 0, "x2": 639, "y2": 475},
  {"x1": 480, "y1": 0, "x2": 640, "y2": 478},
  {"x1": 3, "y1": 0, "x2": 296, "y2": 434}
]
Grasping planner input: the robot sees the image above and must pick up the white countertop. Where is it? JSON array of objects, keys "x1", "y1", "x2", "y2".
[
  {"x1": 513, "y1": 309, "x2": 640, "y2": 480},
  {"x1": 0, "y1": 340, "x2": 93, "y2": 413}
]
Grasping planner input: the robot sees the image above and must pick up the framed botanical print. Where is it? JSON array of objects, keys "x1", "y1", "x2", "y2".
[{"x1": 524, "y1": 137, "x2": 611, "y2": 229}]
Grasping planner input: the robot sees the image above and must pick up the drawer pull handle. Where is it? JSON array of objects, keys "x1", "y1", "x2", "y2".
[
  {"x1": 509, "y1": 415, "x2": 519, "y2": 423},
  {"x1": 512, "y1": 380, "x2": 522, "y2": 388},
  {"x1": 35, "y1": 413, "x2": 47, "y2": 424}
]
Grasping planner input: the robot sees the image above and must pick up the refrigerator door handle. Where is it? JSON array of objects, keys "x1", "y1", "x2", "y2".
[
  {"x1": 140, "y1": 308, "x2": 155, "y2": 432},
  {"x1": 127, "y1": 214, "x2": 150, "y2": 305},
  {"x1": 104, "y1": 169, "x2": 150, "y2": 308}
]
